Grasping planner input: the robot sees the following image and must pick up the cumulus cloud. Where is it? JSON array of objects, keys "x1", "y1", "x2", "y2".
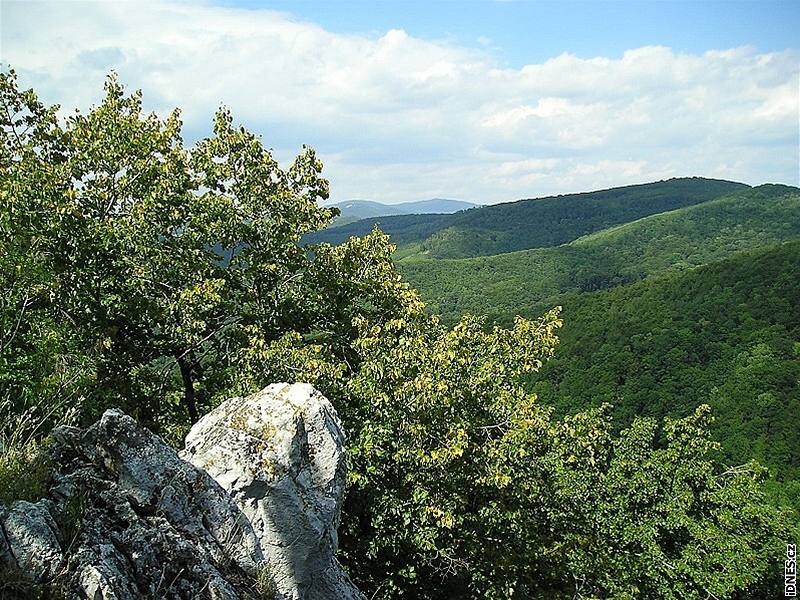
[{"x1": 1, "y1": 0, "x2": 797, "y2": 203}]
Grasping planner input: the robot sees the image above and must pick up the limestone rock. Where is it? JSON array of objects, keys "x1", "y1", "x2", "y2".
[
  {"x1": 0, "y1": 385, "x2": 364, "y2": 600},
  {"x1": 2, "y1": 409, "x2": 263, "y2": 598},
  {"x1": 183, "y1": 382, "x2": 365, "y2": 600},
  {"x1": 1, "y1": 500, "x2": 63, "y2": 581}
]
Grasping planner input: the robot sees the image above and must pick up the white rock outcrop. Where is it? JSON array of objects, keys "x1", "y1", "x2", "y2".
[
  {"x1": 182, "y1": 383, "x2": 364, "y2": 600},
  {"x1": 0, "y1": 383, "x2": 365, "y2": 600}
]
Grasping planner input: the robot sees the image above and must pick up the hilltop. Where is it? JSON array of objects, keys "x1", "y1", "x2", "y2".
[
  {"x1": 306, "y1": 177, "x2": 748, "y2": 252},
  {"x1": 323, "y1": 197, "x2": 477, "y2": 227},
  {"x1": 399, "y1": 184, "x2": 800, "y2": 323}
]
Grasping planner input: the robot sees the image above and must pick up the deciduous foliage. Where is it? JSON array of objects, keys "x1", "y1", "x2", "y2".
[
  {"x1": 528, "y1": 242, "x2": 800, "y2": 512},
  {"x1": 1, "y1": 70, "x2": 348, "y2": 432},
  {"x1": 1, "y1": 71, "x2": 794, "y2": 599},
  {"x1": 240, "y1": 290, "x2": 794, "y2": 598},
  {"x1": 400, "y1": 184, "x2": 800, "y2": 324}
]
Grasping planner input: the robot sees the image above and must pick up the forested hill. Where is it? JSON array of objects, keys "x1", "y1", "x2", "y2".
[
  {"x1": 303, "y1": 212, "x2": 454, "y2": 247},
  {"x1": 305, "y1": 177, "x2": 748, "y2": 253},
  {"x1": 410, "y1": 177, "x2": 749, "y2": 258},
  {"x1": 325, "y1": 198, "x2": 477, "y2": 227},
  {"x1": 529, "y1": 240, "x2": 800, "y2": 509},
  {"x1": 399, "y1": 184, "x2": 800, "y2": 323}
]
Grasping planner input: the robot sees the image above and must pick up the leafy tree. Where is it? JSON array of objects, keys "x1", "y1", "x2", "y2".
[
  {"x1": 0, "y1": 70, "x2": 381, "y2": 433},
  {"x1": 242, "y1": 282, "x2": 794, "y2": 598},
  {"x1": 1, "y1": 70, "x2": 794, "y2": 600},
  {"x1": 0, "y1": 69, "x2": 92, "y2": 435}
]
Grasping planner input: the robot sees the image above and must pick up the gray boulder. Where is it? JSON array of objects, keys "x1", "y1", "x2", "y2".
[
  {"x1": 1, "y1": 408, "x2": 263, "y2": 599},
  {"x1": 182, "y1": 382, "x2": 365, "y2": 600},
  {"x1": 0, "y1": 384, "x2": 364, "y2": 600},
  {"x1": 0, "y1": 500, "x2": 63, "y2": 582}
]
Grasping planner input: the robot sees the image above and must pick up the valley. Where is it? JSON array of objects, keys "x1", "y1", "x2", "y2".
[{"x1": 314, "y1": 178, "x2": 800, "y2": 513}]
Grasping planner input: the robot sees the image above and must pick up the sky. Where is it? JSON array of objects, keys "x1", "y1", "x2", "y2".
[{"x1": 1, "y1": 0, "x2": 798, "y2": 204}]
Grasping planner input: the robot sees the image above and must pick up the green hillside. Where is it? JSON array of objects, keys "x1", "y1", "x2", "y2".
[
  {"x1": 400, "y1": 184, "x2": 800, "y2": 323},
  {"x1": 324, "y1": 198, "x2": 477, "y2": 228},
  {"x1": 303, "y1": 212, "x2": 453, "y2": 247},
  {"x1": 306, "y1": 177, "x2": 748, "y2": 255},
  {"x1": 415, "y1": 176, "x2": 749, "y2": 258},
  {"x1": 528, "y1": 241, "x2": 800, "y2": 508}
]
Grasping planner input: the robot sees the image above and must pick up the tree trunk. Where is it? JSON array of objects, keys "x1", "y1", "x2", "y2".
[{"x1": 177, "y1": 354, "x2": 198, "y2": 423}]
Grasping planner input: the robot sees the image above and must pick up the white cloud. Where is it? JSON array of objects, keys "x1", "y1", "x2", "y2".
[{"x1": 1, "y1": 0, "x2": 798, "y2": 203}]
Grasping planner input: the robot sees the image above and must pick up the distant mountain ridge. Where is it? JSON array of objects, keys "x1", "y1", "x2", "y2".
[
  {"x1": 399, "y1": 184, "x2": 800, "y2": 323},
  {"x1": 323, "y1": 198, "x2": 478, "y2": 227},
  {"x1": 306, "y1": 177, "x2": 749, "y2": 252}
]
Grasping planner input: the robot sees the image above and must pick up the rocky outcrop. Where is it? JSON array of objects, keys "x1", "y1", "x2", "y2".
[
  {"x1": 183, "y1": 383, "x2": 362, "y2": 600},
  {"x1": 1, "y1": 500, "x2": 63, "y2": 582},
  {"x1": 0, "y1": 383, "x2": 365, "y2": 600}
]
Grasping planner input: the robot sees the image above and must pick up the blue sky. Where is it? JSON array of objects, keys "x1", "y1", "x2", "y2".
[
  {"x1": 221, "y1": 0, "x2": 800, "y2": 66},
  {"x1": 2, "y1": 0, "x2": 799, "y2": 203}
]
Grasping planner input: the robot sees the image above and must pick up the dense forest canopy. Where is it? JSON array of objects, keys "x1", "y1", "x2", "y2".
[
  {"x1": 1, "y1": 71, "x2": 797, "y2": 599},
  {"x1": 303, "y1": 177, "x2": 749, "y2": 255},
  {"x1": 415, "y1": 177, "x2": 749, "y2": 258},
  {"x1": 400, "y1": 184, "x2": 800, "y2": 324},
  {"x1": 529, "y1": 242, "x2": 800, "y2": 509}
]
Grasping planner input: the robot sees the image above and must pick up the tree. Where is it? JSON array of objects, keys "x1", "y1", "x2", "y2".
[
  {"x1": 242, "y1": 293, "x2": 794, "y2": 598},
  {"x1": 2, "y1": 70, "x2": 794, "y2": 599},
  {"x1": 0, "y1": 70, "x2": 383, "y2": 434}
]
